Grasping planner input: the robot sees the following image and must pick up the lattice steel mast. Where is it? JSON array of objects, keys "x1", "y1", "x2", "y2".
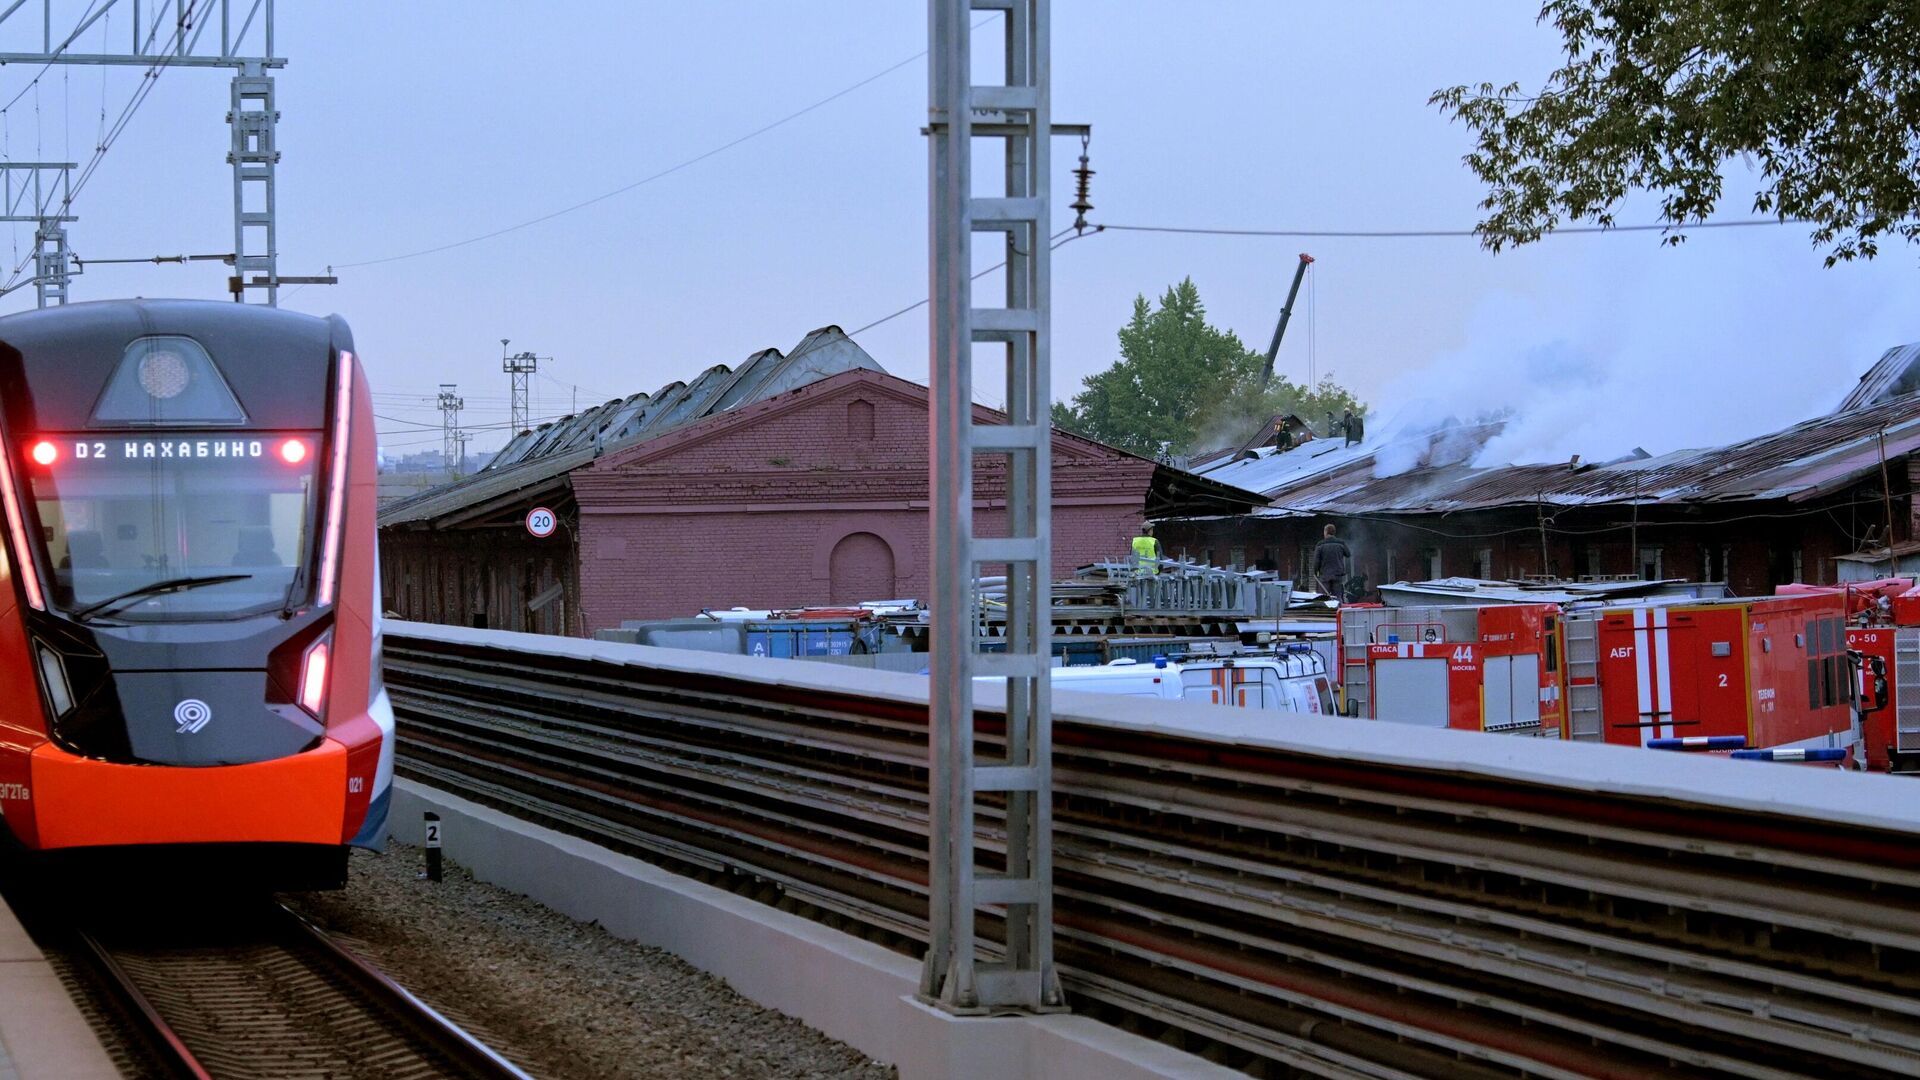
[
  {"x1": 921, "y1": 0, "x2": 1065, "y2": 1013},
  {"x1": 0, "y1": 163, "x2": 79, "y2": 307},
  {"x1": 437, "y1": 383, "x2": 465, "y2": 474},
  {"x1": 0, "y1": 2, "x2": 329, "y2": 305},
  {"x1": 501, "y1": 343, "x2": 544, "y2": 435}
]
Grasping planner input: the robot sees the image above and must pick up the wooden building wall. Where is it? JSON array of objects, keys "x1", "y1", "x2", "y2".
[
  {"x1": 1154, "y1": 475, "x2": 1901, "y2": 598},
  {"x1": 381, "y1": 526, "x2": 581, "y2": 636}
]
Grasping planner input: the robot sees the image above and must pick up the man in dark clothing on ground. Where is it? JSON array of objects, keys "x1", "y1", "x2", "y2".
[{"x1": 1311, "y1": 523, "x2": 1352, "y2": 602}]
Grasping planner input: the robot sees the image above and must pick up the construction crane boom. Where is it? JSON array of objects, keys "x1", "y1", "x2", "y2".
[{"x1": 1259, "y1": 253, "x2": 1315, "y2": 388}]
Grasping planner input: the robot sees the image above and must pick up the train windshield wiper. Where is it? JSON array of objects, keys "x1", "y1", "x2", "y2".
[{"x1": 72, "y1": 574, "x2": 255, "y2": 622}]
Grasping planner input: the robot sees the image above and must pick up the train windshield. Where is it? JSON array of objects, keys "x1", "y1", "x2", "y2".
[{"x1": 25, "y1": 434, "x2": 319, "y2": 621}]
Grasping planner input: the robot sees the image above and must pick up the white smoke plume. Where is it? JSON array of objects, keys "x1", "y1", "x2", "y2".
[{"x1": 1360, "y1": 267, "x2": 1908, "y2": 477}]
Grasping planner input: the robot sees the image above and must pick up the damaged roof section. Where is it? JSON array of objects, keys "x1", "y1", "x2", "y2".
[
  {"x1": 1837, "y1": 341, "x2": 1920, "y2": 414},
  {"x1": 380, "y1": 326, "x2": 884, "y2": 528},
  {"x1": 1195, "y1": 388, "x2": 1920, "y2": 519},
  {"x1": 485, "y1": 325, "x2": 884, "y2": 470}
]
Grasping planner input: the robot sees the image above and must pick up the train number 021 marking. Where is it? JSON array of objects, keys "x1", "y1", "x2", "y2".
[{"x1": 347, "y1": 776, "x2": 365, "y2": 794}]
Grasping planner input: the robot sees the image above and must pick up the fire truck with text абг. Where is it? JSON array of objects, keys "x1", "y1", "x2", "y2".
[{"x1": 1338, "y1": 589, "x2": 1883, "y2": 766}]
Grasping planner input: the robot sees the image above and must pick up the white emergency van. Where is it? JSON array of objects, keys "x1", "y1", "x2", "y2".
[{"x1": 979, "y1": 647, "x2": 1336, "y2": 715}]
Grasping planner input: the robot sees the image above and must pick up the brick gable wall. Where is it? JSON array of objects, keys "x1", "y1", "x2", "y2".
[{"x1": 571, "y1": 370, "x2": 1154, "y2": 630}]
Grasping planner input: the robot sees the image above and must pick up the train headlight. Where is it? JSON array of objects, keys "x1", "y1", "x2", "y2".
[
  {"x1": 138, "y1": 350, "x2": 190, "y2": 399},
  {"x1": 37, "y1": 646, "x2": 72, "y2": 715},
  {"x1": 298, "y1": 635, "x2": 331, "y2": 717}
]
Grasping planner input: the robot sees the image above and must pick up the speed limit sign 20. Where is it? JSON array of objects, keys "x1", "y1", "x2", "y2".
[{"x1": 525, "y1": 506, "x2": 558, "y2": 539}]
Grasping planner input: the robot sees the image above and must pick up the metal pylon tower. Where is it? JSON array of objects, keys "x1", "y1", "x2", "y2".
[
  {"x1": 437, "y1": 384, "x2": 464, "y2": 473},
  {"x1": 0, "y1": 163, "x2": 78, "y2": 307},
  {"x1": 501, "y1": 342, "x2": 543, "y2": 434},
  {"x1": 921, "y1": 0, "x2": 1063, "y2": 1013},
  {"x1": 227, "y1": 63, "x2": 279, "y2": 304},
  {"x1": 0, "y1": 3, "x2": 332, "y2": 306}
]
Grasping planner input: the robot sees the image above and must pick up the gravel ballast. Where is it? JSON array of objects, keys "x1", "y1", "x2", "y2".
[{"x1": 288, "y1": 845, "x2": 894, "y2": 1080}]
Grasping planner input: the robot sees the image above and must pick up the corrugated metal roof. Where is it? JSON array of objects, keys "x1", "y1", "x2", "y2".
[
  {"x1": 1837, "y1": 342, "x2": 1920, "y2": 413},
  {"x1": 380, "y1": 326, "x2": 885, "y2": 528},
  {"x1": 1231, "y1": 391, "x2": 1920, "y2": 519}
]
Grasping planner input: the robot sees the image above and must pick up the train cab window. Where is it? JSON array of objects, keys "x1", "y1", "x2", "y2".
[
  {"x1": 27, "y1": 432, "x2": 318, "y2": 620},
  {"x1": 1544, "y1": 617, "x2": 1559, "y2": 672}
]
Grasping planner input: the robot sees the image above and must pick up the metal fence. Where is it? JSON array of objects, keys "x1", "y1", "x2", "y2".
[{"x1": 385, "y1": 622, "x2": 1920, "y2": 1080}]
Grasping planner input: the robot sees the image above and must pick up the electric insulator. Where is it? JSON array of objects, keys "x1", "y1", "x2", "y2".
[{"x1": 1070, "y1": 134, "x2": 1094, "y2": 234}]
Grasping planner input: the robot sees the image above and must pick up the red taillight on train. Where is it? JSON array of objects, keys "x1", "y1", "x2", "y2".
[
  {"x1": 279, "y1": 438, "x2": 308, "y2": 465},
  {"x1": 299, "y1": 638, "x2": 330, "y2": 716},
  {"x1": 29, "y1": 440, "x2": 57, "y2": 466},
  {"x1": 316, "y1": 352, "x2": 352, "y2": 607},
  {"x1": 0, "y1": 441, "x2": 44, "y2": 610}
]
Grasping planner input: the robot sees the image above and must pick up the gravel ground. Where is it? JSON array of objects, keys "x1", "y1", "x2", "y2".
[{"x1": 287, "y1": 845, "x2": 894, "y2": 1080}]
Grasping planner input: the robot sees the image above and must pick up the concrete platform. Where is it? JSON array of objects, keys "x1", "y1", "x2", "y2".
[
  {"x1": 0, "y1": 887, "x2": 119, "y2": 1080},
  {"x1": 393, "y1": 778, "x2": 1242, "y2": 1080}
]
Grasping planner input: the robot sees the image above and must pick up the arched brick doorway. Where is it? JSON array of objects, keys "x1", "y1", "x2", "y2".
[{"x1": 829, "y1": 531, "x2": 896, "y2": 603}]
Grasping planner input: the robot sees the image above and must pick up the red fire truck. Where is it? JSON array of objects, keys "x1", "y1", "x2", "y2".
[
  {"x1": 1560, "y1": 593, "x2": 1857, "y2": 759},
  {"x1": 1338, "y1": 592, "x2": 1865, "y2": 763},
  {"x1": 1769, "y1": 579, "x2": 1912, "y2": 771},
  {"x1": 1341, "y1": 603, "x2": 1565, "y2": 737}
]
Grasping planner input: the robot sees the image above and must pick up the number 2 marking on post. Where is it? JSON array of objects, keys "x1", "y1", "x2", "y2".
[{"x1": 425, "y1": 822, "x2": 441, "y2": 845}]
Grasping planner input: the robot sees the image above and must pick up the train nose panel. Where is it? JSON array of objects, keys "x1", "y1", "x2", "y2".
[{"x1": 102, "y1": 671, "x2": 324, "y2": 766}]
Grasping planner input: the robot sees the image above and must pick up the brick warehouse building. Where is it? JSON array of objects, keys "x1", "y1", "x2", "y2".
[
  {"x1": 379, "y1": 327, "x2": 1258, "y2": 634},
  {"x1": 1155, "y1": 342, "x2": 1920, "y2": 596}
]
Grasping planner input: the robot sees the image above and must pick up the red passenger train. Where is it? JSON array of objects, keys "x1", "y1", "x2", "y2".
[{"x1": 0, "y1": 300, "x2": 389, "y2": 886}]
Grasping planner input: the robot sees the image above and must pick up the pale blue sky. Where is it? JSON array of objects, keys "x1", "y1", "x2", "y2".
[{"x1": 0, "y1": 2, "x2": 1910, "y2": 461}]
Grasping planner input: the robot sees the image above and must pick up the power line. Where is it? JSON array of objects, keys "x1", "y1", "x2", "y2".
[
  {"x1": 333, "y1": 30, "x2": 961, "y2": 270},
  {"x1": 1095, "y1": 218, "x2": 1801, "y2": 240},
  {"x1": 849, "y1": 226, "x2": 1096, "y2": 338}
]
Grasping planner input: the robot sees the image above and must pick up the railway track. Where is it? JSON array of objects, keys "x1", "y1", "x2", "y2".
[
  {"x1": 62, "y1": 899, "x2": 530, "y2": 1080},
  {"x1": 385, "y1": 629, "x2": 1920, "y2": 1080}
]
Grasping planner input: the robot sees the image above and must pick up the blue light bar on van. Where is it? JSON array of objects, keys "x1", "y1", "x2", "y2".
[
  {"x1": 1730, "y1": 747, "x2": 1847, "y2": 763},
  {"x1": 1647, "y1": 735, "x2": 1747, "y2": 751}
]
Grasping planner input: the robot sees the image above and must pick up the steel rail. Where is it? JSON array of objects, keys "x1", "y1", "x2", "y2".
[
  {"x1": 385, "y1": 636, "x2": 1920, "y2": 1079},
  {"x1": 398, "y1": 717, "x2": 1766, "y2": 1079},
  {"x1": 67, "y1": 900, "x2": 531, "y2": 1080},
  {"x1": 402, "y1": 677, "x2": 1920, "y2": 1037}
]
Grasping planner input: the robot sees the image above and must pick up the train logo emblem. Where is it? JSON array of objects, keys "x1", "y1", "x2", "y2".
[{"x1": 173, "y1": 699, "x2": 213, "y2": 734}]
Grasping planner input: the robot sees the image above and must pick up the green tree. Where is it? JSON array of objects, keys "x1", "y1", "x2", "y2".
[
  {"x1": 1052, "y1": 278, "x2": 1364, "y2": 456},
  {"x1": 1431, "y1": 1, "x2": 1920, "y2": 264}
]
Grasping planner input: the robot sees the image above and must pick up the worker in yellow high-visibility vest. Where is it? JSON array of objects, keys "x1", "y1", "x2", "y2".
[{"x1": 1131, "y1": 534, "x2": 1161, "y2": 576}]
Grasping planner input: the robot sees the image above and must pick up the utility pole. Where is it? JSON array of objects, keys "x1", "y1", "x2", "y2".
[
  {"x1": 1878, "y1": 428, "x2": 1897, "y2": 572},
  {"x1": 437, "y1": 384, "x2": 464, "y2": 476},
  {"x1": 0, "y1": 163, "x2": 78, "y2": 307},
  {"x1": 922, "y1": 0, "x2": 1072, "y2": 1015},
  {"x1": 1537, "y1": 495, "x2": 1552, "y2": 579},
  {"x1": 501, "y1": 340, "x2": 544, "y2": 434}
]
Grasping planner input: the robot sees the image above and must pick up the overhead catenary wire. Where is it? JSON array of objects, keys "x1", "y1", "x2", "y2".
[
  {"x1": 1094, "y1": 218, "x2": 1802, "y2": 239},
  {"x1": 848, "y1": 226, "x2": 1096, "y2": 338},
  {"x1": 330, "y1": 20, "x2": 996, "y2": 271},
  {"x1": 0, "y1": 0, "x2": 199, "y2": 294}
]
